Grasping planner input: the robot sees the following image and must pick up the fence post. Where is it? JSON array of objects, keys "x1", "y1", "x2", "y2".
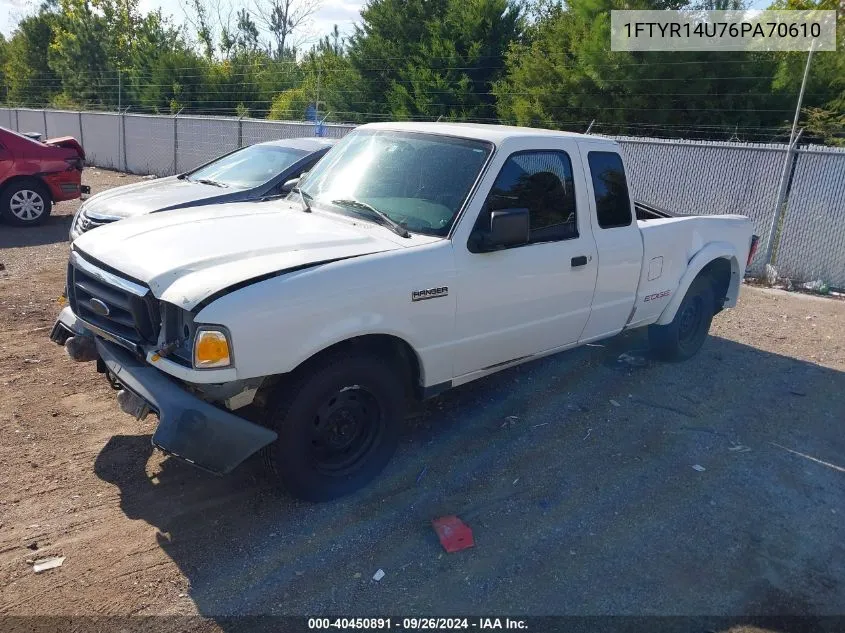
[
  {"x1": 763, "y1": 130, "x2": 802, "y2": 269},
  {"x1": 14, "y1": 108, "x2": 19, "y2": 132},
  {"x1": 43, "y1": 108, "x2": 48, "y2": 138},
  {"x1": 238, "y1": 115, "x2": 244, "y2": 148},
  {"x1": 78, "y1": 110, "x2": 85, "y2": 150},
  {"x1": 173, "y1": 109, "x2": 183, "y2": 175},
  {"x1": 121, "y1": 107, "x2": 129, "y2": 172}
]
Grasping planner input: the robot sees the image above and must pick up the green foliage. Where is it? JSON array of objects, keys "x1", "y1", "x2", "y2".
[
  {"x1": 269, "y1": 84, "x2": 309, "y2": 119},
  {"x1": 4, "y1": 12, "x2": 59, "y2": 105},
  {"x1": 0, "y1": 0, "x2": 842, "y2": 144},
  {"x1": 347, "y1": 0, "x2": 523, "y2": 122}
]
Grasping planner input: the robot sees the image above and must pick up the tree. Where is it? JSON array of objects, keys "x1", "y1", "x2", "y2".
[
  {"x1": 4, "y1": 12, "x2": 59, "y2": 106},
  {"x1": 347, "y1": 0, "x2": 524, "y2": 122},
  {"x1": 494, "y1": 0, "x2": 792, "y2": 140},
  {"x1": 254, "y1": 0, "x2": 322, "y2": 60},
  {"x1": 768, "y1": 0, "x2": 844, "y2": 144}
]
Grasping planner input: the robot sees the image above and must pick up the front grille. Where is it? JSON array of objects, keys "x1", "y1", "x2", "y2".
[
  {"x1": 67, "y1": 255, "x2": 160, "y2": 347},
  {"x1": 77, "y1": 209, "x2": 118, "y2": 234}
]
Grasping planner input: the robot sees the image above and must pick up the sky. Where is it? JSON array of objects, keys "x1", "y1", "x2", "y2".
[
  {"x1": 0, "y1": 0, "x2": 775, "y2": 42},
  {"x1": 0, "y1": 0, "x2": 366, "y2": 43}
]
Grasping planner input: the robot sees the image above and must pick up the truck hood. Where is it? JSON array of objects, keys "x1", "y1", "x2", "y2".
[
  {"x1": 81, "y1": 176, "x2": 229, "y2": 219},
  {"x1": 72, "y1": 200, "x2": 420, "y2": 310}
]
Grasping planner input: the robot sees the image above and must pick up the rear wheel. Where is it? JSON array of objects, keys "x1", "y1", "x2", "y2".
[
  {"x1": 648, "y1": 275, "x2": 715, "y2": 362},
  {"x1": 1, "y1": 180, "x2": 52, "y2": 226},
  {"x1": 263, "y1": 351, "x2": 404, "y2": 501}
]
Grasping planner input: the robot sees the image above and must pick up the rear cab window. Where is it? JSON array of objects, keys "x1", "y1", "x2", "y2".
[{"x1": 587, "y1": 151, "x2": 632, "y2": 229}]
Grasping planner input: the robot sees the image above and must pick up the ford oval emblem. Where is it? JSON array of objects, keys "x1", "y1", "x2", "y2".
[{"x1": 88, "y1": 298, "x2": 110, "y2": 317}]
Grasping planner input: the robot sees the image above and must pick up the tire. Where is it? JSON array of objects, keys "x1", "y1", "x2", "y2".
[
  {"x1": 263, "y1": 351, "x2": 405, "y2": 501},
  {"x1": 1, "y1": 180, "x2": 52, "y2": 226},
  {"x1": 648, "y1": 275, "x2": 715, "y2": 362}
]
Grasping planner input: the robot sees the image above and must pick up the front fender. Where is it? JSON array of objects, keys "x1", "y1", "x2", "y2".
[{"x1": 656, "y1": 242, "x2": 739, "y2": 326}]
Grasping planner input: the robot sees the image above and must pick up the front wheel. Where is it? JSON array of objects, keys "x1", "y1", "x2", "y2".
[
  {"x1": 648, "y1": 275, "x2": 715, "y2": 362},
  {"x1": 1, "y1": 181, "x2": 52, "y2": 226},
  {"x1": 263, "y1": 352, "x2": 404, "y2": 501}
]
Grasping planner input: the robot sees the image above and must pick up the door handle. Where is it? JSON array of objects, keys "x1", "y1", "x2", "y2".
[{"x1": 571, "y1": 255, "x2": 588, "y2": 267}]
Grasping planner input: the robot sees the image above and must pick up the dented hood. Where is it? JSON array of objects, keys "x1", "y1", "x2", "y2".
[{"x1": 72, "y1": 200, "x2": 423, "y2": 310}]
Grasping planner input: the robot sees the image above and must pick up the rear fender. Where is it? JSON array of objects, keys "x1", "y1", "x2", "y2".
[{"x1": 656, "y1": 242, "x2": 739, "y2": 325}]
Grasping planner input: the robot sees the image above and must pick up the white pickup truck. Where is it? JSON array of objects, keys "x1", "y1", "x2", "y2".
[{"x1": 51, "y1": 122, "x2": 757, "y2": 500}]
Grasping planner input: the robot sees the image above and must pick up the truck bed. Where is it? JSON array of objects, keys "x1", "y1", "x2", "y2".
[
  {"x1": 627, "y1": 211, "x2": 755, "y2": 329},
  {"x1": 635, "y1": 200, "x2": 679, "y2": 221}
]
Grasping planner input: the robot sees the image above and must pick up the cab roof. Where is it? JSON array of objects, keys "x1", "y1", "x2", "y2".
[{"x1": 359, "y1": 121, "x2": 617, "y2": 147}]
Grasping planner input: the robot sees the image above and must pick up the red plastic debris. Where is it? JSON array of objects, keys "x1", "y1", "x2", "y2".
[{"x1": 432, "y1": 515, "x2": 475, "y2": 553}]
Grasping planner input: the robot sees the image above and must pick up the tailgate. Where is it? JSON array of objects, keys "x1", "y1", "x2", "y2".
[{"x1": 45, "y1": 136, "x2": 85, "y2": 160}]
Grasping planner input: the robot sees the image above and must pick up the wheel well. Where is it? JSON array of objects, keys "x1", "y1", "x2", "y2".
[
  {"x1": 0, "y1": 176, "x2": 51, "y2": 201},
  {"x1": 699, "y1": 257, "x2": 733, "y2": 315},
  {"x1": 294, "y1": 335, "x2": 422, "y2": 400}
]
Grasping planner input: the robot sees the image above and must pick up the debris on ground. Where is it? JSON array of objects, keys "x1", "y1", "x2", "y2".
[
  {"x1": 583, "y1": 428, "x2": 592, "y2": 441},
  {"x1": 416, "y1": 466, "x2": 427, "y2": 484},
  {"x1": 729, "y1": 444, "x2": 752, "y2": 453},
  {"x1": 691, "y1": 464, "x2": 706, "y2": 472},
  {"x1": 617, "y1": 352, "x2": 647, "y2": 367},
  {"x1": 372, "y1": 569, "x2": 385, "y2": 582},
  {"x1": 610, "y1": 399, "x2": 621, "y2": 407},
  {"x1": 0, "y1": 263, "x2": 5, "y2": 271},
  {"x1": 23, "y1": 358, "x2": 41, "y2": 364},
  {"x1": 765, "y1": 264, "x2": 778, "y2": 286},
  {"x1": 432, "y1": 516, "x2": 475, "y2": 554},
  {"x1": 632, "y1": 396, "x2": 697, "y2": 418},
  {"x1": 354, "y1": 572, "x2": 362, "y2": 579},
  {"x1": 142, "y1": 174, "x2": 157, "y2": 180},
  {"x1": 789, "y1": 389, "x2": 807, "y2": 397},
  {"x1": 802, "y1": 280, "x2": 830, "y2": 295},
  {"x1": 501, "y1": 415, "x2": 519, "y2": 428},
  {"x1": 33, "y1": 556, "x2": 65, "y2": 573}
]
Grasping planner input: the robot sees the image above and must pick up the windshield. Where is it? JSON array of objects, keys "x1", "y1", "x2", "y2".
[
  {"x1": 297, "y1": 129, "x2": 492, "y2": 236},
  {"x1": 188, "y1": 144, "x2": 307, "y2": 189}
]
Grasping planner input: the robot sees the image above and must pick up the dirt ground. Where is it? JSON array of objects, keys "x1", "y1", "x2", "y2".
[{"x1": 1, "y1": 169, "x2": 844, "y2": 627}]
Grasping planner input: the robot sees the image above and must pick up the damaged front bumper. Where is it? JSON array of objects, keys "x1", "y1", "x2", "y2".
[
  {"x1": 50, "y1": 305, "x2": 89, "y2": 344},
  {"x1": 94, "y1": 338, "x2": 278, "y2": 475}
]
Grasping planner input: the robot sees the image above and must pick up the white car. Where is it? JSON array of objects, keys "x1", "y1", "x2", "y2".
[
  {"x1": 69, "y1": 137, "x2": 335, "y2": 240},
  {"x1": 52, "y1": 122, "x2": 757, "y2": 501}
]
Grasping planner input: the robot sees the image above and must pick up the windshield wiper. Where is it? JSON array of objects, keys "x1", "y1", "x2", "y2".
[
  {"x1": 295, "y1": 187, "x2": 312, "y2": 213},
  {"x1": 330, "y1": 199, "x2": 410, "y2": 238},
  {"x1": 195, "y1": 178, "x2": 228, "y2": 188}
]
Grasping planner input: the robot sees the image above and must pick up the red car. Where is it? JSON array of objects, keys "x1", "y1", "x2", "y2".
[{"x1": 0, "y1": 127, "x2": 86, "y2": 226}]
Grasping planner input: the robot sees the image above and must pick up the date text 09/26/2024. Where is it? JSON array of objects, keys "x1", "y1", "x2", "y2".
[{"x1": 307, "y1": 618, "x2": 529, "y2": 630}]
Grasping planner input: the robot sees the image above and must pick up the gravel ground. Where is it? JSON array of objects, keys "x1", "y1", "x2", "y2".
[{"x1": 1, "y1": 169, "x2": 844, "y2": 628}]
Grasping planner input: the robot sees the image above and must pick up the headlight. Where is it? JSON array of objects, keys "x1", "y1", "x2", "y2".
[
  {"x1": 70, "y1": 206, "x2": 86, "y2": 238},
  {"x1": 193, "y1": 328, "x2": 232, "y2": 368}
]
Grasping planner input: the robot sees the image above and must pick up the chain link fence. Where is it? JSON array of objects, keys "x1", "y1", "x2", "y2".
[
  {"x1": 775, "y1": 147, "x2": 845, "y2": 288},
  {"x1": 615, "y1": 137, "x2": 790, "y2": 277},
  {"x1": 2, "y1": 107, "x2": 842, "y2": 288}
]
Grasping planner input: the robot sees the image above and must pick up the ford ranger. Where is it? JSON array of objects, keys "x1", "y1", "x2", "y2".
[{"x1": 50, "y1": 122, "x2": 758, "y2": 501}]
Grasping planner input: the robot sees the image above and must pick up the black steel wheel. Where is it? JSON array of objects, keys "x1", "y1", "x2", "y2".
[
  {"x1": 311, "y1": 385, "x2": 384, "y2": 476},
  {"x1": 648, "y1": 275, "x2": 715, "y2": 362},
  {"x1": 264, "y1": 351, "x2": 404, "y2": 501}
]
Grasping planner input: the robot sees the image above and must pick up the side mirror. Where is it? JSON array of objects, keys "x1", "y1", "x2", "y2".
[
  {"x1": 281, "y1": 177, "x2": 300, "y2": 194},
  {"x1": 485, "y1": 208, "x2": 529, "y2": 250}
]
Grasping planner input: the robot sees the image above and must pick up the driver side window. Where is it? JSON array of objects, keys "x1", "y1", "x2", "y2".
[{"x1": 473, "y1": 150, "x2": 578, "y2": 246}]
